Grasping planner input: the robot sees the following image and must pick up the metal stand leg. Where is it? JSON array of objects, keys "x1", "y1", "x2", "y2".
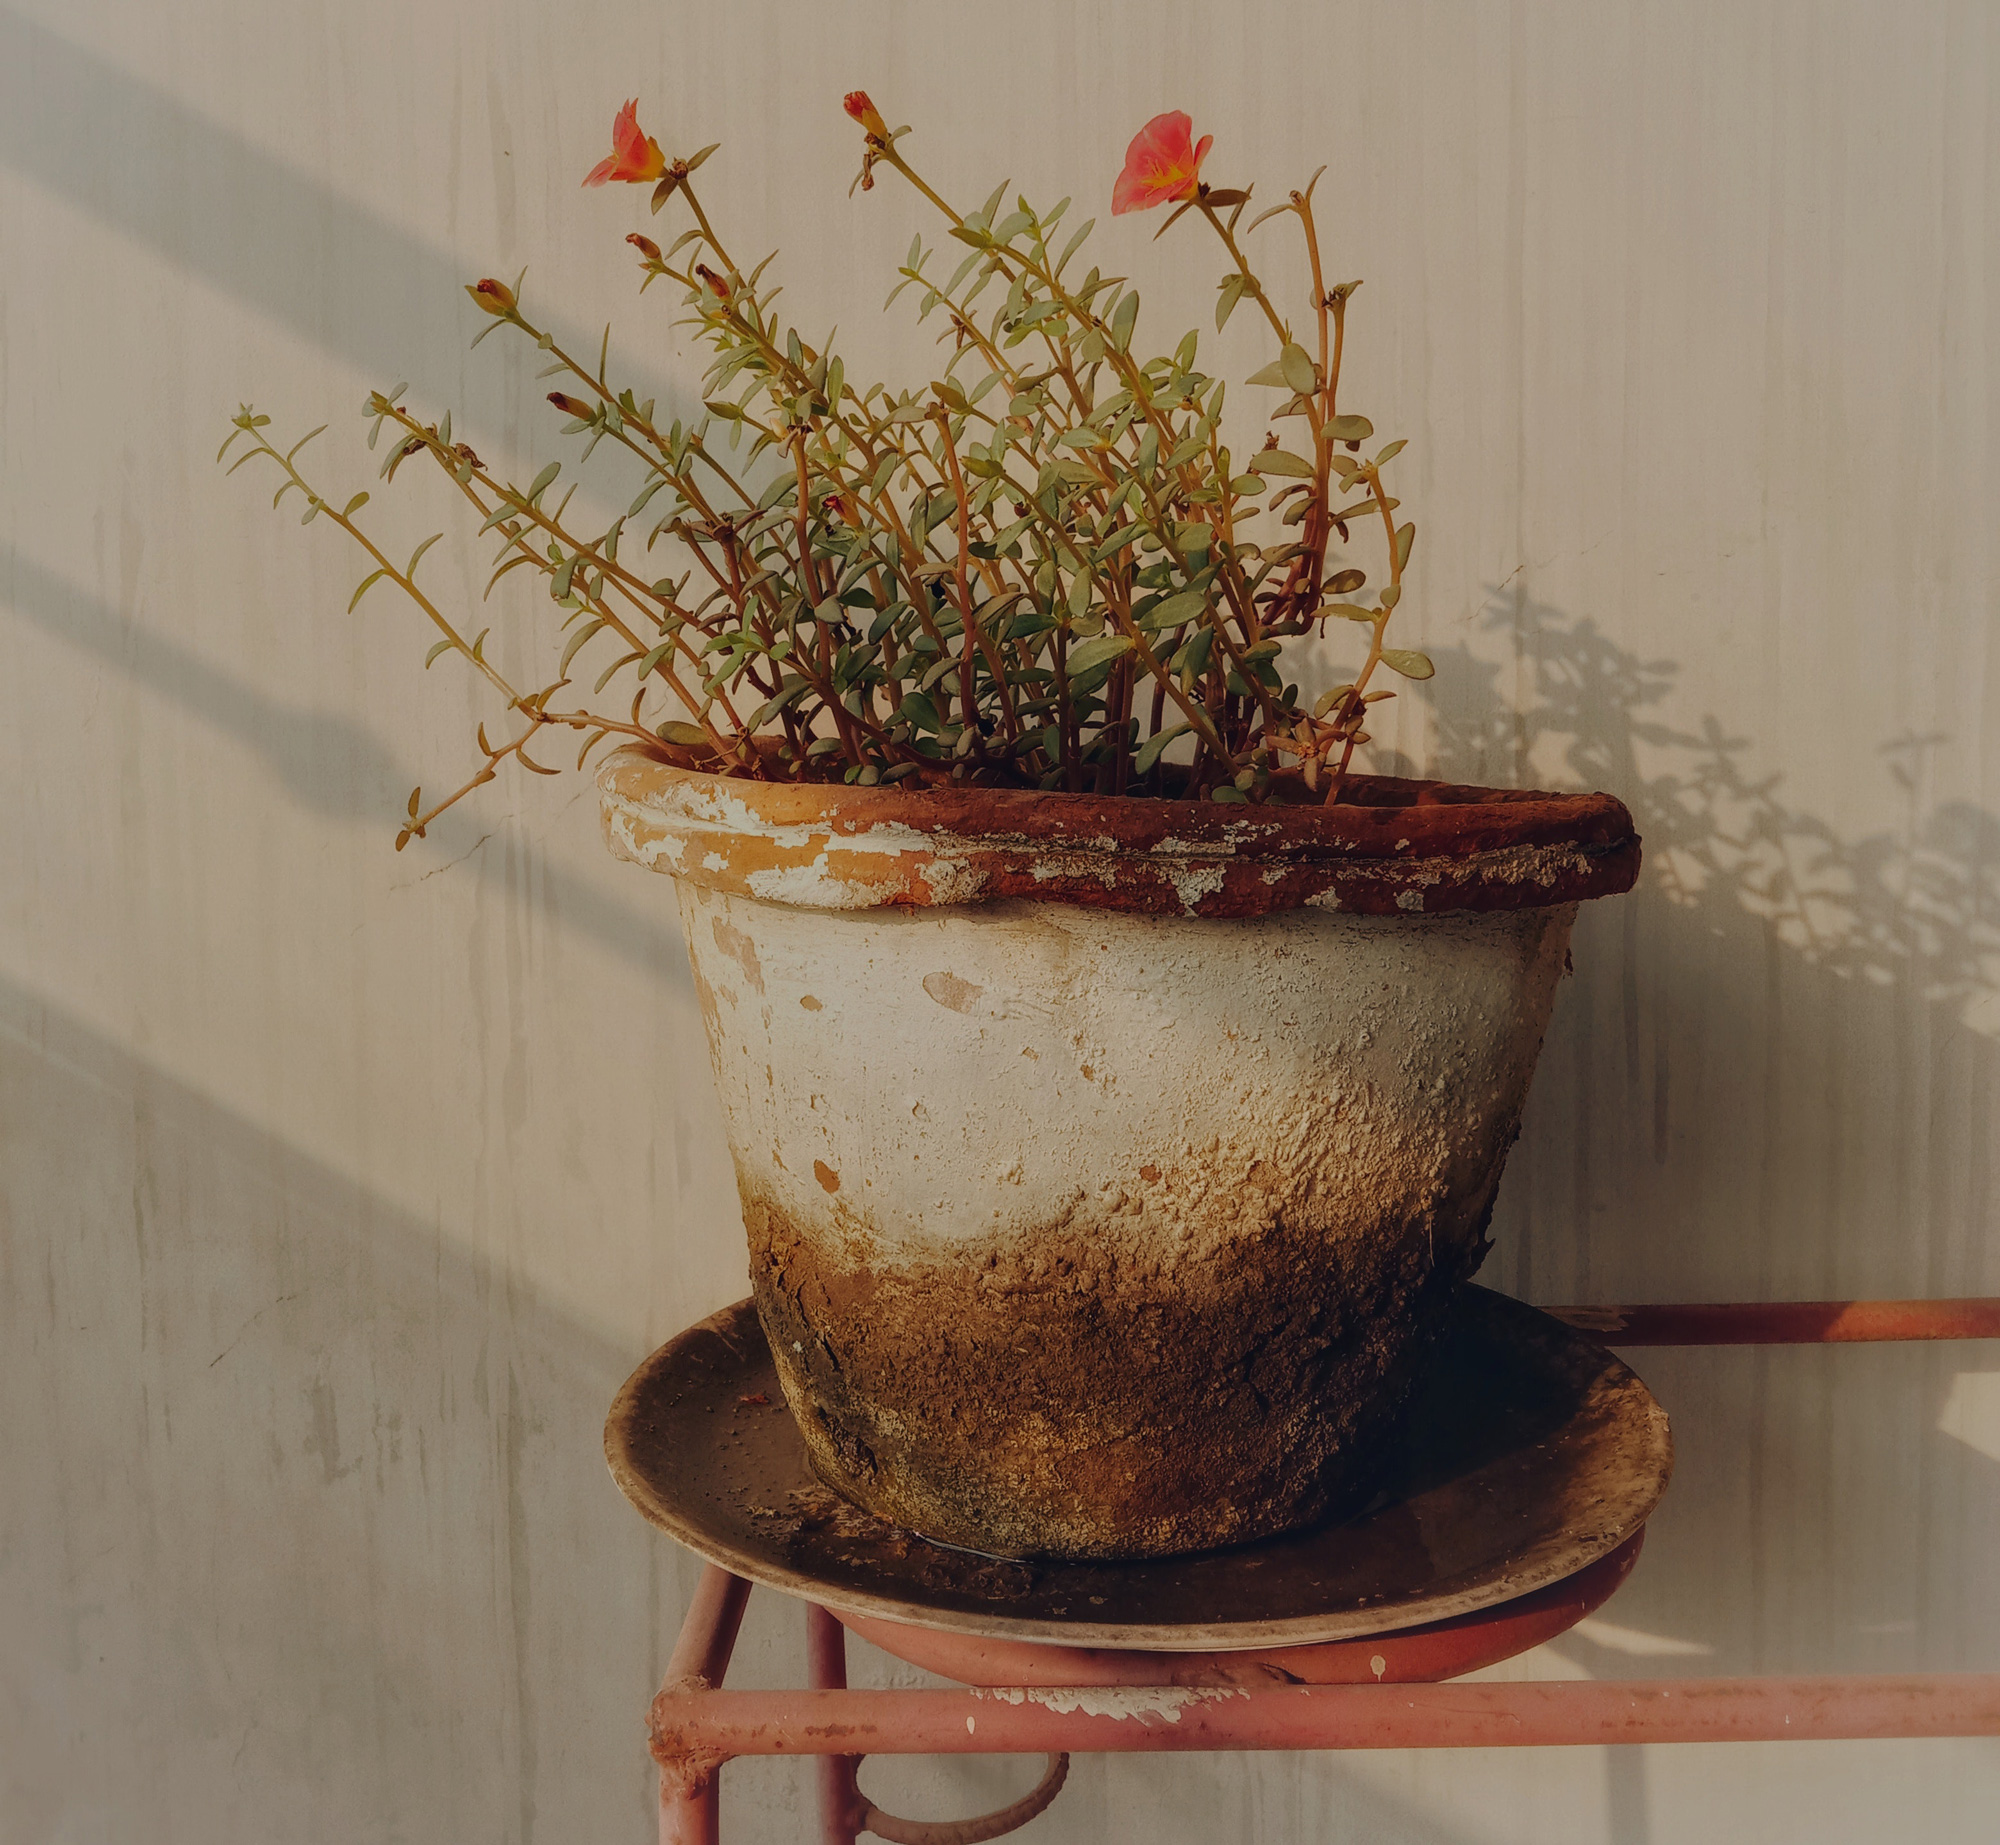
[
  {"x1": 807, "y1": 1605, "x2": 862, "y2": 1845},
  {"x1": 652, "y1": 1566, "x2": 752, "y2": 1845},
  {"x1": 808, "y1": 1603, "x2": 1073, "y2": 1845},
  {"x1": 658, "y1": 1764, "x2": 718, "y2": 1845}
]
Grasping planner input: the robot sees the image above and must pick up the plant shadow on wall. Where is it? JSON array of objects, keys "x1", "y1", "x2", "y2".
[{"x1": 1395, "y1": 591, "x2": 2000, "y2": 1693}]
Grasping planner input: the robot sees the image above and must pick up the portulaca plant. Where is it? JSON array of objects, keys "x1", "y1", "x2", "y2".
[{"x1": 224, "y1": 95, "x2": 1427, "y2": 847}]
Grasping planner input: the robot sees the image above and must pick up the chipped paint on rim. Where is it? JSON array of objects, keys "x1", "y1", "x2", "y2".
[{"x1": 596, "y1": 749, "x2": 1641, "y2": 919}]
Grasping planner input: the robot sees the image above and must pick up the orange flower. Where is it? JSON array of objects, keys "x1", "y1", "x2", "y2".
[
  {"x1": 1111, "y1": 111, "x2": 1212, "y2": 215},
  {"x1": 583, "y1": 100, "x2": 667, "y2": 188},
  {"x1": 843, "y1": 91, "x2": 889, "y2": 139}
]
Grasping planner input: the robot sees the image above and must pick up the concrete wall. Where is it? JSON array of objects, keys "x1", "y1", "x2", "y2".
[{"x1": 3, "y1": 2, "x2": 1996, "y2": 1838}]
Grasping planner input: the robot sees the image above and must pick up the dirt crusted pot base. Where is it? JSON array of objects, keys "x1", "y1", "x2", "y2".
[
  {"x1": 602, "y1": 1286, "x2": 1673, "y2": 1650},
  {"x1": 747, "y1": 1190, "x2": 1480, "y2": 1560}
]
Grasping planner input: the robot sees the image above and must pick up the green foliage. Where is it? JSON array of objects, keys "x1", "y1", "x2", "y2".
[{"x1": 224, "y1": 103, "x2": 1428, "y2": 843}]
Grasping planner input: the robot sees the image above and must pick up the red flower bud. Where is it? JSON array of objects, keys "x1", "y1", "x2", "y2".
[
  {"x1": 466, "y1": 277, "x2": 516, "y2": 315},
  {"x1": 547, "y1": 392, "x2": 593, "y2": 418},
  {"x1": 626, "y1": 232, "x2": 663, "y2": 263},
  {"x1": 843, "y1": 91, "x2": 889, "y2": 139}
]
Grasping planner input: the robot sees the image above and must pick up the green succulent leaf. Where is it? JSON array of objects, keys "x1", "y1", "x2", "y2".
[
  {"x1": 558, "y1": 617, "x2": 607, "y2": 675},
  {"x1": 1138, "y1": 589, "x2": 1207, "y2": 631},
  {"x1": 1065, "y1": 633, "x2": 1134, "y2": 676},
  {"x1": 347, "y1": 569, "x2": 388, "y2": 613},
  {"x1": 1134, "y1": 722, "x2": 1191, "y2": 775},
  {"x1": 1109, "y1": 290, "x2": 1140, "y2": 353},
  {"x1": 1277, "y1": 343, "x2": 1318, "y2": 395}
]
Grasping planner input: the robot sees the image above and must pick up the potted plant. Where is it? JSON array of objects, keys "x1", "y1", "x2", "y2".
[{"x1": 225, "y1": 96, "x2": 1639, "y2": 1561}]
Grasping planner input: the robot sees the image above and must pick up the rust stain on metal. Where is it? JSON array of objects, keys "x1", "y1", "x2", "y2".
[{"x1": 647, "y1": 1680, "x2": 731, "y2": 1785}]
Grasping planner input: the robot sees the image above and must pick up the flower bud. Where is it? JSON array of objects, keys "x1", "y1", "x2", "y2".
[
  {"x1": 843, "y1": 91, "x2": 889, "y2": 139},
  {"x1": 626, "y1": 232, "x2": 663, "y2": 263},
  {"x1": 547, "y1": 392, "x2": 593, "y2": 418},
  {"x1": 466, "y1": 277, "x2": 516, "y2": 316}
]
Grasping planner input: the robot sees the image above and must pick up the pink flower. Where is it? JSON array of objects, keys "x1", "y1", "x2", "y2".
[
  {"x1": 583, "y1": 100, "x2": 667, "y2": 188},
  {"x1": 1111, "y1": 111, "x2": 1212, "y2": 215}
]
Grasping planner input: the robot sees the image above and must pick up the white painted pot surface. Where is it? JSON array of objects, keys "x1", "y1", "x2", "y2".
[{"x1": 599, "y1": 752, "x2": 1634, "y2": 1558}]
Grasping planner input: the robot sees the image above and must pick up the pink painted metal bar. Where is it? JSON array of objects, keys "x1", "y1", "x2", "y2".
[
  {"x1": 804, "y1": 1603, "x2": 861, "y2": 1845},
  {"x1": 653, "y1": 1674, "x2": 2000, "y2": 1761},
  {"x1": 1547, "y1": 1296, "x2": 2000, "y2": 1345},
  {"x1": 653, "y1": 1566, "x2": 753, "y2": 1845}
]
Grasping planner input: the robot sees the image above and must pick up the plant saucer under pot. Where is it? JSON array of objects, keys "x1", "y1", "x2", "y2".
[{"x1": 599, "y1": 746, "x2": 1639, "y2": 1561}]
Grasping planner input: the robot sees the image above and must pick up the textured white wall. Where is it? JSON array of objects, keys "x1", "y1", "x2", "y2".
[{"x1": 3, "y1": 2, "x2": 1997, "y2": 1840}]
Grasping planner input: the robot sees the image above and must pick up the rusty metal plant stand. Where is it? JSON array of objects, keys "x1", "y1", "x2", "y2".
[{"x1": 619, "y1": 1296, "x2": 2000, "y2": 1845}]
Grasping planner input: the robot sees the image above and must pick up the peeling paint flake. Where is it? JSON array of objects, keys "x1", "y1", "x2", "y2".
[
  {"x1": 1168, "y1": 862, "x2": 1229, "y2": 913},
  {"x1": 975, "y1": 1685, "x2": 1249, "y2": 1722},
  {"x1": 917, "y1": 857, "x2": 991, "y2": 906}
]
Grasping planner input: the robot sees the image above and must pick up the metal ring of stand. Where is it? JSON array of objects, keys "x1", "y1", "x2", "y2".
[{"x1": 851, "y1": 1752, "x2": 1069, "y2": 1844}]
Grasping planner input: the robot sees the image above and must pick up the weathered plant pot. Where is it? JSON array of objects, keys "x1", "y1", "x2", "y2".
[{"x1": 598, "y1": 749, "x2": 1639, "y2": 1560}]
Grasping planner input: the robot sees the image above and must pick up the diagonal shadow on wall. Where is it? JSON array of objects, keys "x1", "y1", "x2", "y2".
[
  {"x1": 0, "y1": 9, "x2": 676, "y2": 405},
  {"x1": 0, "y1": 974, "x2": 702, "y2": 1843},
  {"x1": 0, "y1": 979, "x2": 1506, "y2": 1845},
  {"x1": 1, "y1": 545, "x2": 689, "y2": 983}
]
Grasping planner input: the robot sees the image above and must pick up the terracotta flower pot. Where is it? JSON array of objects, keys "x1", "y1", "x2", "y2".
[{"x1": 598, "y1": 749, "x2": 1639, "y2": 1559}]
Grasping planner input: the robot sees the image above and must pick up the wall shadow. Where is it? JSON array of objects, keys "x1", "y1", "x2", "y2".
[
  {"x1": 0, "y1": 975, "x2": 709, "y2": 1842},
  {"x1": 0, "y1": 9, "x2": 676, "y2": 407},
  {"x1": 0, "y1": 976, "x2": 1499, "y2": 1845},
  {"x1": 1405, "y1": 594, "x2": 2000, "y2": 1705},
  {"x1": 1, "y1": 546, "x2": 690, "y2": 985}
]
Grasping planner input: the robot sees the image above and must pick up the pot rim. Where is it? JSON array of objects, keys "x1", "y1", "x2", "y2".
[{"x1": 597, "y1": 745, "x2": 1640, "y2": 918}]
